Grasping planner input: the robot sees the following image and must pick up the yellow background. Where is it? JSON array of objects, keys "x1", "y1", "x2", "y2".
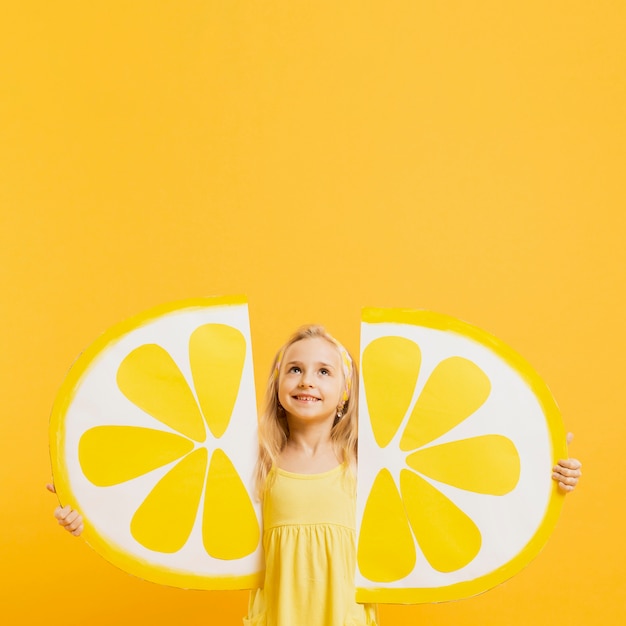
[{"x1": 1, "y1": 2, "x2": 623, "y2": 624}]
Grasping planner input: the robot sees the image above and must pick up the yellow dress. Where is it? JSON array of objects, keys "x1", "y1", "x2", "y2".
[{"x1": 244, "y1": 464, "x2": 379, "y2": 626}]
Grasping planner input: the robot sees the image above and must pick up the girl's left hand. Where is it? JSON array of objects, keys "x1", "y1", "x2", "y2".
[{"x1": 552, "y1": 432, "x2": 582, "y2": 493}]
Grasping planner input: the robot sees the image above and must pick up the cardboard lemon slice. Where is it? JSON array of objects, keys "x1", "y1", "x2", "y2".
[
  {"x1": 49, "y1": 297, "x2": 263, "y2": 590},
  {"x1": 356, "y1": 308, "x2": 567, "y2": 603}
]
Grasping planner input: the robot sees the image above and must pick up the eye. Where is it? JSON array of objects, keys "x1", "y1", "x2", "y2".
[
  {"x1": 319, "y1": 368, "x2": 330, "y2": 375},
  {"x1": 288, "y1": 366, "x2": 301, "y2": 374}
]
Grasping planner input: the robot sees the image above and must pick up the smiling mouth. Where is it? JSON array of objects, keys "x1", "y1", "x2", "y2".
[{"x1": 293, "y1": 395, "x2": 320, "y2": 402}]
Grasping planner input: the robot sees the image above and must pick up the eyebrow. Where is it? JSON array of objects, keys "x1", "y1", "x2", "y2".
[{"x1": 284, "y1": 360, "x2": 337, "y2": 369}]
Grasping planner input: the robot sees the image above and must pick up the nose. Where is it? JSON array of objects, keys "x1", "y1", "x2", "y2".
[{"x1": 299, "y1": 371, "x2": 314, "y2": 387}]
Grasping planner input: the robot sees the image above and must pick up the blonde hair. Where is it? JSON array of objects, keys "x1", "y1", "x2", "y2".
[{"x1": 254, "y1": 324, "x2": 359, "y2": 498}]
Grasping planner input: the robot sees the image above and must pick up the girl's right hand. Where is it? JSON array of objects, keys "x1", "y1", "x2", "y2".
[{"x1": 46, "y1": 483, "x2": 84, "y2": 537}]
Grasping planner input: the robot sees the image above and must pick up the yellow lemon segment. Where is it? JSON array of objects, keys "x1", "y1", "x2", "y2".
[
  {"x1": 117, "y1": 343, "x2": 207, "y2": 442},
  {"x1": 79, "y1": 426, "x2": 194, "y2": 486},
  {"x1": 400, "y1": 469, "x2": 482, "y2": 573},
  {"x1": 49, "y1": 297, "x2": 263, "y2": 590},
  {"x1": 362, "y1": 336, "x2": 421, "y2": 448},
  {"x1": 202, "y1": 448, "x2": 260, "y2": 560},
  {"x1": 131, "y1": 448, "x2": 208, "y2": 553},
  {"x1": 357, "y1": 468, "x2": 416, "y2": 582},
  {"x1": 400, "y1": 356, "x2": 491, "y2": 452},
  {"x1": 190, "y1": 324, "x2": 246, "y2": 439},
  {"x1": 406, "y1": 435, "x2": 520, "y2": 495}
]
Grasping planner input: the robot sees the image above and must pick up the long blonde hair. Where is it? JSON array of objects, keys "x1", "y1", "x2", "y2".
[{"x1": 254, "y1": 324, "x2": 359, "y2": 498}]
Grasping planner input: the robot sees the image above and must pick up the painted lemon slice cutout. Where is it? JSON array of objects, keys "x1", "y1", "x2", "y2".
[
  {"x1": 356, "y1": 308, "x2": 567, "y2": 603},
  {"x1": 49, "y1": 297, "x2": 263, "y2": 590}
]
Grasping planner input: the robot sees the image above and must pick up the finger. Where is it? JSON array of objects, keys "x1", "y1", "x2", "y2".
[
  {"x1": 64, "y1": 510, "x2": 80, "y2": 525},
  {"x1": 54, "y1": 505, "x2": 72, "y2": 521},
  {"x1": 71, "y1": 524, "x2": 84, "y2": 537},
  {"x1": 557, "y1": 481, "x2": 575, "y2": 493},
  {"x1": 566, "y1": 432, "x2": 574, "y2": 446},
  {"x1": 59, "y1": 514, "x2": 79, "y2": 529},
  {"x1": 555, "y1": 457, "x2": 582, "y2": 469},
  {"x1": 46, "y1": 483, "x2": 56, "y2": 494},
  {"x1": 64, "y1": 514, "x2": 84, "y2": 532},
  {"x1": 552, "y1": 466, "x2": 582, "y2": 479},
  {"x1": 553, "y1": 472, "x2": 579, "y2": 485}
]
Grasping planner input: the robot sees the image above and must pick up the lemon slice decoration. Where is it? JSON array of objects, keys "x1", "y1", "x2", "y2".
[
  {"x1": 356, "y1": 308, "x2": 567, "y2": 603},
  {"x1": 49, "y1": 297, "x2": 263, "y2": 590}
]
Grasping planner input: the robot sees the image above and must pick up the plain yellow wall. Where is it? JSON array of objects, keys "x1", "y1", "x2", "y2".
[{"x1": 1, "y1": 2, "x2": 624, "y2": 624}]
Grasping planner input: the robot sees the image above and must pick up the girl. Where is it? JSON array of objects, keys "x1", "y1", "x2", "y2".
[
  {"x1": 50, "y1": 324, "x2": 582, "y2": 626},
  {"x1": 245, "y1": 325, "x2": 376, "y2": 625}
]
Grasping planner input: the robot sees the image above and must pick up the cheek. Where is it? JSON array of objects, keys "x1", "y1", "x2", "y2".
[
  {"x1": 277, "y1": 382, "x2": 287, "y2": 402},
  {"x1": 277, "y1": 377, "x2": 294, "y2": 404},
  {"x1": 330, "y1": 380, "x2": 346, "y2": 404}
]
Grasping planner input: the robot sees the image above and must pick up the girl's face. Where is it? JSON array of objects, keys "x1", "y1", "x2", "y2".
[{"x1": 277, "y1": 337, "x2": 345, "y2": 426}]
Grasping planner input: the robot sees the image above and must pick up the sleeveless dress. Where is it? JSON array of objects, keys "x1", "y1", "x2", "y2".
[{"x1": 244, "y1": 464, "x2": 379, "y2": 626}]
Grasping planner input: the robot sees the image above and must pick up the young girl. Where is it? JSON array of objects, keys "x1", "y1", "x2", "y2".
[
  {"x1": 245, "y1": 325, "x2": 376, "y2": 625},
  {"x1": 50, "y1": 324, "x2": 582, "y2": 626}
]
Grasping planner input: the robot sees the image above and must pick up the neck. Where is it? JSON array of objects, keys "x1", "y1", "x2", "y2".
[
  {"x1": 279, "y1": 422, "x2": 342, "y2": 473},
  {"x1": 285, "y1": 423, "x2": 333, "y2": 456}
]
